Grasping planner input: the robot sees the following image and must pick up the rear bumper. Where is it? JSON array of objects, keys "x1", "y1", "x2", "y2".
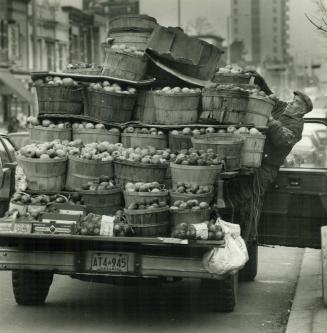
[{"x1": 0, "y1": 247, "x2": 221, "y2": 280}]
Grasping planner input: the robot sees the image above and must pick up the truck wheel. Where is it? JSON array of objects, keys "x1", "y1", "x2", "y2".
[
  {"x1": 239, "y1": 242, "x2": 258, "y2": 282},
  {"x1": 12, "y1": 270, "x2": 53, "y2": 305},
  {"x1": 201, "y1": 273, "x2": 238, "y2": 312}
]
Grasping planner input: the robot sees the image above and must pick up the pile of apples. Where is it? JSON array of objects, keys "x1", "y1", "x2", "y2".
[
  {"x1": 66, "y1": 63, "x2": 101, "y2": 70},
  {"x1": 155, "y1": 86, "x2": 201, "y2": 94},
  {"x1": 79, "y1": 212, "x2": 132, "y2": 237},
  {"x1": 171, "y1": 220, "x2": 224, "y2": 241},
  {"x1": 217, "y1": 65, "x2": 249, "y2": 75},
  {"x1": 123, "y1": 126, "x2": 165, "y2": 136},
  {"x1": 72, "y1": 121, "x2": 121, "y2": 134},
  {"x1": 225, "y1": 126, "x2": 262, "y2": 136},
  {"x1": 34, "y1": 76, "x2": 78, "y2": 87},
  {"x1": 170, "y1": 199, "x2": 209, "y2": 211},
  {"x1": 125, "y1": 181, "x2": 165, "y2": 193},
  {"x1": 173, "y1": 148, "x2": 220, "y2": 166},
  {"x1": 11, "y1": 192, "x2": 67, "y2": 206},
  {"x1": 127, "y1": 199, "x2": 169, "y2": 210},
  {"x1": 19, "y1": 141, "x2": 73, "y2": 159},
  {"x1": 111, "y1": 44, "x2": 144, "y2": 56},
  {"x1": 170, "y1": 127, "x2": 215, "y2": 136},
  {"x1": 115, "y1": 146, "x2": 173, "y2": 165},
  {"x1": 77, "y1": 142, "x2": 123, "y2": 161},
  {"x1": 81, "y1": 176, "x2": 116, "y2": 191},
  {"x1": 88, "y1": 81, "x2": 136, "y2": 94},
  {"x1": 174, "y1": 183, "x2": 213, "y2": 195},
  {"x1": 28, "y1": 118, "x2": 71, "y2": 129}
]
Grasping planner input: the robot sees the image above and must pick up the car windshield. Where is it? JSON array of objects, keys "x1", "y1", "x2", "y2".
[{"x1": 283, "y1": 122, "x2": 327, "y2": 169}]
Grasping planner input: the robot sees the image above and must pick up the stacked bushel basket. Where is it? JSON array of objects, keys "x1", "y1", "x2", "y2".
[{"x1": 17, "y1": 14, "x2": 275, "y2": 239}]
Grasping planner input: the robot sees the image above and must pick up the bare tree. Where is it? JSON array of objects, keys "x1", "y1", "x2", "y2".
[
  {"x1": 185, "y1": 16, "x2": 214, "y2": 35},
  {"x1": 306, "y1": 0, "x2": 327, "y2": 33}
]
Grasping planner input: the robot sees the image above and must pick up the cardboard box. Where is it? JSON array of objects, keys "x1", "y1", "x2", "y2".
[
  {"x1": 47, "y1": 203, "x2": 86, "y2": 216},
  {"x1": 33, "y1": 213, "x2": 80, "y2": 235},
  {"x1": 0, "y1": 221, "x2": 32, "y2": 234}
]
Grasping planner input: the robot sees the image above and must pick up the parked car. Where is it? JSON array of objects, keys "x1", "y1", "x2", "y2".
[{"x1": 259, "y1": 118, "x2": 327, "y2": 248}]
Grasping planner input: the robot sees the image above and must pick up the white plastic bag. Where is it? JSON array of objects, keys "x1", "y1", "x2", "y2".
[{"x1": 203, "y1": 218, "x2": 249, "y2": 276}]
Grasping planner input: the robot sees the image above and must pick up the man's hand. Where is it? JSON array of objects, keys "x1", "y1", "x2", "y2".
[{"x1": 246, "y1": 70, "x2": 273, "y2": 95}]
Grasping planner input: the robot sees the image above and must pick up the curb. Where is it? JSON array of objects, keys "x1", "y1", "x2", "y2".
[{"x1": 285, "y1": 248, "x2": 323, "y2": 333}]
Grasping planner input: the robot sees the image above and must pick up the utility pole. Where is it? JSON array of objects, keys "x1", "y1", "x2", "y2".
[
  {"x1": 177, "y1": 0, "x2": 181, "y2": 27},
  {"x1": 32, "y1": 0, "x2": 37, "y2": 70}
]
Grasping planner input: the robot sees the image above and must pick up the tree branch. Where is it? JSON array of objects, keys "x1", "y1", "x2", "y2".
[{"x1": 305, "y1": 13, "x2": 327, "y2": 33}]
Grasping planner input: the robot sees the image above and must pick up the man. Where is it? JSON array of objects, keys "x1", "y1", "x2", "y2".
[{"x1": 226, "y1": 78, "x2": 313, "y2": 279}]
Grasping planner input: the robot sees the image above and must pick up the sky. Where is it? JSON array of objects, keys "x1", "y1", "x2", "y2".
[{"x1": 60, "y1": 0, "x2": 327, "y2": 67}]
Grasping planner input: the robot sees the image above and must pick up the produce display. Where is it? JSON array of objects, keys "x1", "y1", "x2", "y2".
[
  {"x1": 217, "y1": 65, "x2": 250, "y2": 75},
  {"x1": 170, "y1": 127, "x2": 215, "y2": 137},
  {"x1": 125, "y1": 181, "x2": 164, "y2": 193},
  {"x1": 18, "y1": 141, "x2": 72, "y2": 159},
  {"x1": 81, "y1": 177, "x2": 116, "y2": 191},
  {"x1": 76, "y1": 142, "x2": 122, "y2": 161},
  {"x1": 27, "y1": 118, "x2": 71, "y2": 129},
  {"x1": 88, "y1": 81, "x2": 137, "y2": 94}
]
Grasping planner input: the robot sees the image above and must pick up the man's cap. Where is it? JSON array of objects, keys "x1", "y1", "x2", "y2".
[{"x1": 293, "y1": 91, "x2": 313, "y2": 112}]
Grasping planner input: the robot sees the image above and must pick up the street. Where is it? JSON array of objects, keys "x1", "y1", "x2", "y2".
[{"x1": 0, "y1": 246, "x2": 303, "y2": 333}]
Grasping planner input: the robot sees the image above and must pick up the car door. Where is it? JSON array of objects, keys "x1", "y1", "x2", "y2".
[{"x1": 259, "y1": 120, "x2": 327, "y2": 248}]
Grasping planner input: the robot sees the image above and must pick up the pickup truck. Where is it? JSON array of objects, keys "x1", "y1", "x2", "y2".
[{"x1": 0, "y1": 136, "x2": 238, "y2": 312}]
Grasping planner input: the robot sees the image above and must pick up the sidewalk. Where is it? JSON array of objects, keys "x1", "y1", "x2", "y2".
[{"x1": 286, "y1": 248, "x2": 327, "y2": 333}]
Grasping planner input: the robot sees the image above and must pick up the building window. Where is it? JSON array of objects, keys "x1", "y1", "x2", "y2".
[
  {"x1": 58, "y1": 44, "x2": 66, "y2": 70},
  {"x1": 234, "y1": 17, "x2": 238, "y2": 24},
  {"x1": 234, "y1": 8, "x2": 238, "y2": 14},
  {"x1": 273, "y1": 17, "x2": 277, "y2": 23},
  {"x1": 45, "y1": 41, "x2": 55, "y2": 71},
  {"x1": 273, "y1": 46, "x2": 278, "y2": 53},
  {"x1": 273, "y1": 26, "x2": 278, "y2": 32},
  {"x1": 234, "y1": 27, "x2": 238, "y2": 35}
]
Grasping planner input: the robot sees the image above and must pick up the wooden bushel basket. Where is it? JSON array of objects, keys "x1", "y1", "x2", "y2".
[
  {"x1": 124, "y1": 207, "x2": 170, "y2": 237},
  {"x1": 201, "y1": 88, "x2": 249, "y2": 124},
  {"x1": 170, "y1": 163, "x2": 222, "y2": 189},
  {"x1": 36, "y1": 85, "x2": 83, "y2": 115},
  {"x1": 114, "y1": 160, "x2": 168, "y2": 187},
  {"x1": 245, "y1": 96, "x2": 275, "y2": 127},
  {"x1": 170, "y1": 208, "x2": 211, "y2": 227},
  {"x1": 240, "y1": 133, "x2": 266, "y2": 168},
  {"x1": 129, "y1": 133, "x2": 168, "y2": 149},
  {"x1": 29, "y1": 126, "x2": 72, "y2": 143},
  {"x1": 17, "y1": 155, "x2": 67, "y2": 191},
  {"x1": 80, "y1": 188, "x2": 123, "y2": 215},
  {"x1": 133, "y1": 90, "x2": 156, "y2": 123},
  {"x1": 191, "y1": 133, "x2": 244, "y2": 171},
  {"x1": 102, "y1": 48, "x2": 148, "y2": 81},
  {"x1": 109, "y1": 14, "x2": 157, "y2": 31},
  {"x1": 65, "y1": 156, "x2": 114, "y2": 191},
  {"x1": 109, "y1": 30, "x2": 154, "y2": 51},
  {"x1": 213, "y1": 73, "x2": 255, "y2": 85},
  {"x1": 86, "y1": 89, "x2": 136, "y2": 123},
  {"x1": 72, "y1": 128, "x2": 120, "y2": 144},
  {"x1": 154, "y1": 92, "x2": 201, "y2": 125}
]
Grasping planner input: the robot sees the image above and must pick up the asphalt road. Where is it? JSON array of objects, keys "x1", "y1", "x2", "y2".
[{"x1": 0, "y1": 246, "x2": 304, "y2": 333}]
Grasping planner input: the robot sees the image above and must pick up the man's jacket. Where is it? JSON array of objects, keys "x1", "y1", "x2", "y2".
[{"x1": 261, "y1": 101, "x2": 304, "y2": 169}]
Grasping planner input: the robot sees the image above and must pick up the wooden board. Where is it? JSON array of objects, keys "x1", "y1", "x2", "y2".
[{"x1": 31, "y1": 71, "x2": 156, "y2": 87}]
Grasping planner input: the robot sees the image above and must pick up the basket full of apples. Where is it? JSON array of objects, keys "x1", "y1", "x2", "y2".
[
  {"x1": 17, "y1": 141, "x2": 69, "y2": 191},
  {"x1": 169, "y1": 200, "x2": 211, "y2": 226},
  {"x1": 65, "y1": 142, "x2": 122, "y2": 191},
  {"x1": 213, "y1": 65, "x2": 255, "y2": 85},
  {"x1": 72, "y1": 122, "x2": 121, "y2": 144},
  {"x1": 102, "y1": 44, "x2": 148, "y2": 81},
  {"x1": 124, "y1": 200, "x2": 170, "y2": 237},
  {"x1": 79, "y1": 177, "x2": 123, "y2": 216},
  {"x1": 169, "y1": 183, "x2": 214, "y2": 205},
  {"x1": 28, "y1": 118, "x2": 72, "y2": 143},
  {"x1": 124, "y1": 181, "x2": 169, "y2": 207},
  {"x1": 121, "y1": 126, "x2": 167, "y2": 149},
  {"x1": 86, "y1": 81, "x2": 137, "y2": 123},
  {"x1": 33, "y1": 76, "x2": 83, "y2": 115},
  {"x1": 168, "y1": 127, "x2": 215, "y2": 152},
  {"x1": 113, "y1": 146, "x2": 172, "y2": 187},
  {"x1": 170, "y1": 148, "x2": 222, "y2": 188},
  {"x1": 201, "y1": 84, "x2": 249, "y2": 124},
  {"x1": 153, "y1": 86, "x2": 201, "y2": 125}
]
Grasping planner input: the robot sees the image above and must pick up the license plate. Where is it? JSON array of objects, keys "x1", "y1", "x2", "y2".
[{"x1": 90, "y1": 253, "x2": 129, "y2": 272}]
